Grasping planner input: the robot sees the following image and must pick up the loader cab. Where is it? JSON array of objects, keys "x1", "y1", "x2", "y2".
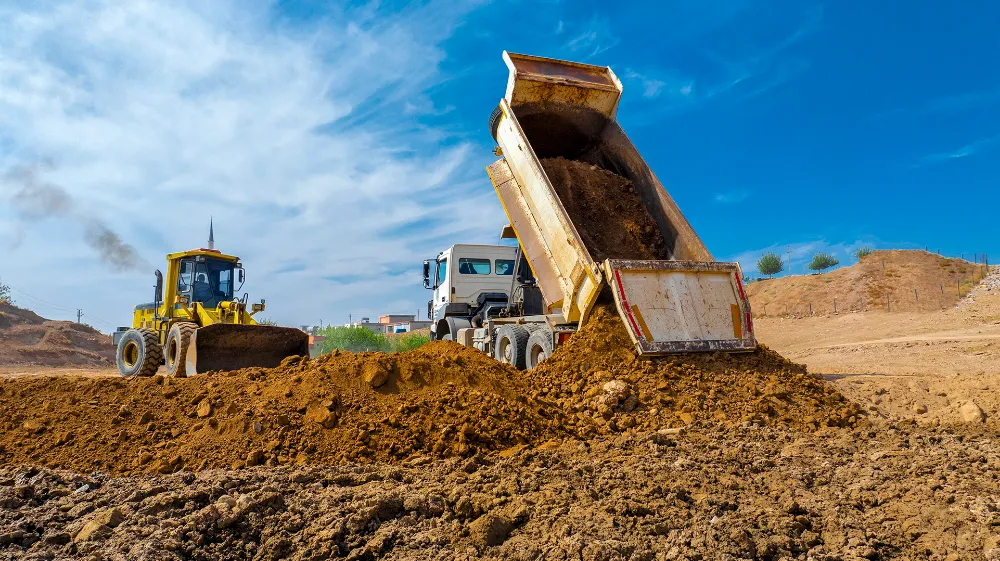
[{"x1": 163, "y1": 249, "x2": 242, "y2": 314}]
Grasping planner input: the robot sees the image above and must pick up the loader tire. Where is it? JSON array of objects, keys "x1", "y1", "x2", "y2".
[
  {"x1": 494, "y1": 325, "x2": 530, "y2": 370},
  {"x1": 165, "y1": 322, "x2": 197, "y2": 378},
  {"x1": 116, "y1": 328, "x2": 162, "y2": 378},
  {"x1": 526, "y1": 328, "x2": 555, "y2": 370}
]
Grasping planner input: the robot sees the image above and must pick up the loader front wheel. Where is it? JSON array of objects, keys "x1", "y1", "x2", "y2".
[
  {"x1": 494, "y1": 325, "x2": 530, "y2": 370},
  {"x1": 117, "y1": 328, "x2": 162, "y2": 378},
  {"x1": 165, "y1": 322, "x2": 197, "y2": 378}
]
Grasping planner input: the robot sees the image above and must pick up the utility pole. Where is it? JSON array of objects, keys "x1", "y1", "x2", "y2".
[
  {"x1": 76, "y1": 309, "x2": 83, "y2": 324},
  {"x1": 786, "y1": 246, "x2": 791, "y2": 276}
]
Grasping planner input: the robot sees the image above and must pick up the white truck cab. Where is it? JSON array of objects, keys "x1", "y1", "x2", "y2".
[{"x1": 423, "y1": 244, "x2": 519, "y2": 340}]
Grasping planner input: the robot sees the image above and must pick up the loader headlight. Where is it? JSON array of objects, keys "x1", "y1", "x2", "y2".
[
  {"x1": 177, "y1": 296, "x2": 190, "y2": 305},
  {"x1": 252, "y1": 303, "x2": 264, "y2": 312}
]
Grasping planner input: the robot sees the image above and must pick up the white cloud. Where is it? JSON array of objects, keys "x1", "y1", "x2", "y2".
[
  {"x1": 0, "y1": 0, "x2": 499, "y2": 328},
  {"x1": 565, "y1": 16, "x2": 620, "y2": 58},
  {"x1": 919, "y1": 134, "x2": 1000, "y2": 165},
  {"x1": 713, "y1": 190, "x2": 750, "y2": 204},
  {"x1": 724, "y1": 238, "x2": 883, "y2": 278}
]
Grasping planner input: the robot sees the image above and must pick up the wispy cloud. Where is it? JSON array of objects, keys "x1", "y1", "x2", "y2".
[
  {"x1": 919, "y1": 134, "x2": 1000, "y2": 165},
  {"x1": 0, "y1": 0, "x2": 496, "y2": 326},
  {"x1": 713, "y1": 190, "x2": 750, "y2": 204},
  {"x1": 565, "y1": 16, "x2": 620, "y2": 58},
  {"x1": 922, "y1": 89, "x2": 1000, "y2": 113},
  {"x1": 725, "y1": 238, "x2": 884, "y2": 278},
  {"x1": 623, "y1": 69, "x2": 693, "y2": 99}
]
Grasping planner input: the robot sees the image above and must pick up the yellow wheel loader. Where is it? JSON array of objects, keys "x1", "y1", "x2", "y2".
[{"x1": 112, "y1": 227, "x2": 308, "y2": 377}]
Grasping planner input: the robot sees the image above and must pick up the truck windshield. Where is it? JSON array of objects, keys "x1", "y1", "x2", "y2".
[{"x1": 192, "y1": 257, "x2": 235, "y2": 308}]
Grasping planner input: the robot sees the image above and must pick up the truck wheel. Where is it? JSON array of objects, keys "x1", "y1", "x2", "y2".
[
  {"x1": 164, "y1": 322, "x2": 197, "y2": 378},
  {"x1": 441, "y1": 317, "x2": 472, "y2": 342},
  {"x1": 116, "y1": 328, "x2": 162, "y2": 378},
  {"x1": 494, "y1": 325, "x2": 530, "y2": 370},
  {"x1": 488, "y1": 104, "x2": 503, "y2": 141},
  {"x1": 526, "y1": 328, "x2": 555, "y2": 369}
]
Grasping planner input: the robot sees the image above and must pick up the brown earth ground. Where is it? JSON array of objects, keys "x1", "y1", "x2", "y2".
[
  {"x1": 0, "y1": 302, "x2": 114, "y2": 368},
  {"x1": 753, "y1": 259, "x2": 1000, "y2": 428},
  {"x1": 5, "y1": 255, "x2": 1000, "y2": 559}
]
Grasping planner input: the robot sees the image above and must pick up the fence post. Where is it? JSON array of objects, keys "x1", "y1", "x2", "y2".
[
  {"x1": 914, "y1": 288, "x2": 918, "y2": 302},
  {"x1": 809, "y1": 303, "x2": 813, "y2": 316},
  {"x1": 834, "y1": 297, "x2": 837, "y2": 314},
  {"x1": 940, "y1": 283, "x2": 944, "y2": 294},
  {"x1": 882, "y1": 260, "x2": 885, "y2": 271}
]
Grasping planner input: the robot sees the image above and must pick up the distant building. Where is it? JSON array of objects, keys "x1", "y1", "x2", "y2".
[
  {"x1": 392, "y1": 320, "x2": 433, "y2": 333},
  {"x1": 379, "y1": 314, "x2": 416, "y2": 325}
]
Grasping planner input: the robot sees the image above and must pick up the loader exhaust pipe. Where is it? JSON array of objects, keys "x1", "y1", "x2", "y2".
[{"x1": 185, "y1": 324, "x2": 310, "y2": 375}]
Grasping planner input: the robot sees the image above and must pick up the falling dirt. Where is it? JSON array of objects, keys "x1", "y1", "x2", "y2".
[
  {"x1": 0, "y1": 305, "x2": 861, "y2": 476},
  {"x1": 541, "y1": 157, "x2": 670, "y2": 262},
  {"x1": 0, "y1": 302, "x2": 113, "y2": 367}
]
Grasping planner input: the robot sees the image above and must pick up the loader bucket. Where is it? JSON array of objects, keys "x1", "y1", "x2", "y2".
[{"x1": 185, "y1": 324, "x2": 310, "y2": 375}]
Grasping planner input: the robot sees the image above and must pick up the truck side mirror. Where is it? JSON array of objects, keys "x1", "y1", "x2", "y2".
[{"x1": 422, "y1": 260, "x2": 431, "y2": 289}]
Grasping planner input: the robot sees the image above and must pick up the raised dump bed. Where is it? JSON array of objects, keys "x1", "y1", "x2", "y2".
[{"x1": 486, "y1": 52, "x2": 754, "y2": 355}]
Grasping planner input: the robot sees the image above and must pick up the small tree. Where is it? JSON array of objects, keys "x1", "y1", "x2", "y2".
[
  {"x1": 808, "y1": 252, "x2": 840, "y2": 273},
  {"x1": 0, "y1": 279, "x2": 11, "y2": 304},
  {"x1": 855, "y1": 246, "x2": 874, "y2": 260},
  {"x1": 757, "y1": 252, "x2": 784, "y2": 279}
]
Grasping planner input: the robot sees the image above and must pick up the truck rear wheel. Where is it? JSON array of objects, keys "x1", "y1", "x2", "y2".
[
  {"x1": 165, "y1": 322, "x2": 197, "y2": 378},
  {"x1": 116, "y1": 328, "x2": 162, "y2": 378},
  {"x1": 494, "y1": 325, "x2": 530, "y2": 370},
  {"x1": 526, "y1": 328, "x2": 554, "y2": 369}
]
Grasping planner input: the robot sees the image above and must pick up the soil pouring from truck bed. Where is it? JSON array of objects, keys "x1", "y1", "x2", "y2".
[{"x1": 541, "y1": 157, "x2": 671, "y2": 262}]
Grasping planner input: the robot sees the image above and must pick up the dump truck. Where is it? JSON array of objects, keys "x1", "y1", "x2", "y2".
[
  {"x1": 423, "y1": 52, "x2": 755, "y2": 369},
  {"x1": 112, "y1": 224, "x2": 308, "y2": 377}
]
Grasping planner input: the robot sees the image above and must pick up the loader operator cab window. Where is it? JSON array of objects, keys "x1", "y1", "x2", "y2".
[{"x1": 178, "y1": 257, "x2": 236, "y2": 308}]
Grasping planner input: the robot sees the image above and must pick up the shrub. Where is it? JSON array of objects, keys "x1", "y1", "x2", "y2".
[
  {"x1": 0, "y1": 279, "x2": 12, "y2": 304},
  {"x1": 756, "y1": 252, "x2": 784, "y2": 279},
  {"x1": 807, "y1": 252, "x2": 840, "y2": 273},
  {"x1": 314, "y1": 326, "x2": 430, "y2": 355},
  {"x1": 855, "y1": 246, "x2": 874, "y2": 260}
]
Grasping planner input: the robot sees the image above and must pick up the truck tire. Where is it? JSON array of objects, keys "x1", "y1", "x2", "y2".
[
  {"x1": 494, "y1": 325, "x2": 530, "y2": 370},
  {"x1": 440, "y1": 317, "x2": 472, "y2": 342},
  {"x1": 164, "y1": 322, "x2": 197, "y2": 378},
  {"x1": 526, "y1": 328, "x2": 555, "y2": 369},
  {"x1": 116, "y1": 328, "x2": 162, "y2": 378},
  {"x1": 488, "y1": 104, "x2": 503, "y2": 142}
]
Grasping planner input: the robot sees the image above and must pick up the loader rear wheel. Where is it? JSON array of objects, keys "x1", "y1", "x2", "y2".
[
  {"x1": 526, "y1": 328, "x2": 554, "y2": 370},
  {"x1": 494, "y1": 325, "x2": 530, "y2": 370},
  {"x1": 165, "y1": 322, "x2": 197, "y2": 378},
  {"x1": 116, "y1": 328, "x2": 162, "y2": 378}
]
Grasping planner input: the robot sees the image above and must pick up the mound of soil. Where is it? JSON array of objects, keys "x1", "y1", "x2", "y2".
[
  {"x1": 748, "y1": 249, "x2": 992, "y2": 316},
  {"x1": 541, "y1": 157, "x2": 670, "y2": 262},
  {"x1": 0, "y1": 303, "x2": 113, "y2": 367},
  {"x1": 526, "y1": 304, "x2": 863, "y2": 433},
  {"x1": 0, "y1": 305, "x2": 862, "y2": 475},
  {"x1": 3, "y1": 423, "x2": 997, "y2": 560}
]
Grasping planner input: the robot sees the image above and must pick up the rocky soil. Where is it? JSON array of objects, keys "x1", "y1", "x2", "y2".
[
  {"x1": 0, "y1": 302, "x2": 114, "y2": 367},
  {"x1": 4, "y1": 422, "x2": 1000, "y2": 560}
]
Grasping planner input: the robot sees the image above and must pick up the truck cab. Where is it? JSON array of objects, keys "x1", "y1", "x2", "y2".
[{"x1": 423, "y1": 244, "x2": 518, "y2": 340}]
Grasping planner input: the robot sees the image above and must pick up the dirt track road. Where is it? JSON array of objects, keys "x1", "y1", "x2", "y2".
[{"x1": 0, "y1": 366, "x2": 117, "y2": 379}]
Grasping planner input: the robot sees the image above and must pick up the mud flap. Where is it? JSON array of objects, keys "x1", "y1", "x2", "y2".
[
  {"x1": 185, "y1": 324, "x2": 310, "y2": 375},
  {"x1": 602, "y1": 259, "x2": 757, "y2": 355}
]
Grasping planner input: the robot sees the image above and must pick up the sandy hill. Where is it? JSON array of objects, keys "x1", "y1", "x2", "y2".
[
  {"x1": 0, "y1": 302, "x2": 114, "y2": 366},
  {"x1": 747, "y1": 249, "x2": 992, "y2": 317}
]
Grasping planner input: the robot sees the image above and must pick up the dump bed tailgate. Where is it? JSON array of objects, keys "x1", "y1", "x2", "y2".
[{"x1": 602, "y1": 260, "x2": 756, "y2": 354}]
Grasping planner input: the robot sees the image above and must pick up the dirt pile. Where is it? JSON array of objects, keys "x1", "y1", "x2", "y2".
[
  {"x1": 0, "y1": 302, "x2": 113, "y2": 367},
  {"x1": 0, "y1": 342, "x2": 573, "y2": 475},
  {"x1": 3, "y1": 423, "x2": 998, "y2": 560},
  {"x1": 525, "y1": 304, "x2": 863, "y2": 432},
  {"x1": 748, "y1": 249, "x2": 992, "y2": 316},
  {"x1": 0, "y1": 305, "x2": 862, "y2": 475},
  {"x1": 541, "y1": 157, "x2": 670, "y2": 261}
]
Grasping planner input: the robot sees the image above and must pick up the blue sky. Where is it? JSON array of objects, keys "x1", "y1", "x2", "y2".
[{"x1": 1, "y1": 0, "x2": 997, "y2": 329}]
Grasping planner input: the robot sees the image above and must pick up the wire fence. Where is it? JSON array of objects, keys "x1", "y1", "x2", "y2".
[{"x1": 753, "y1": 252, "x2": 994, "y2": 318}]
